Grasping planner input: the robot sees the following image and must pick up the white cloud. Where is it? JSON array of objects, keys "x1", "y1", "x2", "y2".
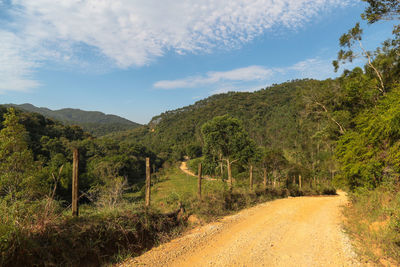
[
  {"x1": 286, "y1": 58, "x2": 339, "y2": 80},
  {"x1": 154, "y1": 66, "x2": 273, "y2": 89},
  {"x1": 1, "y1": 0, "x2": 350, "y2": 92},
  {"x1": 0, "y1": 31, "x2": 41, "y2": 93},
  {"x1": 153, "y1": 57, "x2": 361, "y2": 92}
]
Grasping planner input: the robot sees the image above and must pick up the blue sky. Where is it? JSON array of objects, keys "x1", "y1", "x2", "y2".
[{"x1": 0, "y1": 0, "x2": 395, "y2": 124}]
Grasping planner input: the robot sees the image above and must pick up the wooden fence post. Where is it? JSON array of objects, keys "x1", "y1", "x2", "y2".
[
  {"x1": 145, "y1": 157, "x2": 151, "y2": 207},
  {"x1": 198, "y1": 163, "x2": 202, "y2": 200},
  {"x1": 72, "y1": 148, "x2": 79, "y2": 217},
  {"x1": 249, "y1": 165, "x2": 253, "y2": 190},
  {"x1": 299, "y1": 175, "x2": 302, "y2": 189}
]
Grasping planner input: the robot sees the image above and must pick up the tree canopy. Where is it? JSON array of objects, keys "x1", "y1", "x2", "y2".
[{"x1": 201, "y1": 115, "x2": 255, "y2": 187}]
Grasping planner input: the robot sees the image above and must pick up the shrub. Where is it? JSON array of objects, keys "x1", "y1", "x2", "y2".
[
  {"x1": 344, "y1": 185, "x2": 400, "y2": 263},
  {"x1": 1, "y1": 208, "x2": 184, "y2": 266}
]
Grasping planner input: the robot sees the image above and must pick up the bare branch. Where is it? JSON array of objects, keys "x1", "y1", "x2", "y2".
[
  {"x1": 358, "y1": 40, "x2": 385, "y2": 94},
  {"x1": 314, "y1": 101, "x2": 346, "y2": 134}
]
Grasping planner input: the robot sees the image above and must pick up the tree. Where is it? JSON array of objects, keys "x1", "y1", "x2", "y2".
[
  {"x1": 0, "y1": 108, "x2": 37, "y2": 200},
  {"x1": 336, "y1": 86, "x2": 400, "y2": 189},
  {"x1": 362, "y1": 0, "x2": 400, "y2": 43},
  {"x1": 361, "y1": 0, "x2": 400, "y2": 24},
  {"x1": 334, "y1": 0, "x2": 400, "y2": 95},
  {"x1": 259, "y1": 148, "x2": 287, "y2": 188},
  {"x1": 333, "y1": 23, "x2": 386, "y2": 94},
  {"x1": 201, "y1": 115, "x2": 256, "y2": 189}
]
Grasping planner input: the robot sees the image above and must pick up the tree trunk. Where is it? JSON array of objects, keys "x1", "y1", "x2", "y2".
[
  {"x1": 198, "y1": 163, "x2": 202, "y2": 200},
  {"x1": 249, "y1": 165, "x2": 253, "y2": 191},
  {"x1": 219, "y1": 154, "x2": 224, "y2": 179},
  {"x1": 299, "y1": 175, "x2": 302, "y2": 189},
  {"x1": 272, "y1": 170, "x2": 278, "y2": 188},
  {"x1": 312, "y1": 152, "x2": 316, "y2": 188},
  {"x1": 227, "y1": 159, "x2": 233, "y2": 190},
  {"x1": 263, "y1": 168, "x2": 267, "y2": 188}
]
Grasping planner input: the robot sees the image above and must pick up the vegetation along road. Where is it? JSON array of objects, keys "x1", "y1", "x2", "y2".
[{"x1": 121, "y1": 191, "x2": 360, "y2": 267}]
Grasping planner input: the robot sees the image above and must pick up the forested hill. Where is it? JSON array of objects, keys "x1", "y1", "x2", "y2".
[
  {"x1": 111, "y1": 78, "x2": 340, "y2": 171},
  {"x1": 3, "y1": 103, "x2": 141, "y2": 136}
]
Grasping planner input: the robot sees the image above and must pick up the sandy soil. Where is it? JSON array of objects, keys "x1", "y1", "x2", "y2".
[{"x1": 120, "y1": 191, "x2": 363, "y2": 267}]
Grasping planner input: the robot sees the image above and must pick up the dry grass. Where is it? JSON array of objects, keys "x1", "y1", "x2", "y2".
[{"x1": 343, "y1": 185, "x2": 400, "y2": 265}]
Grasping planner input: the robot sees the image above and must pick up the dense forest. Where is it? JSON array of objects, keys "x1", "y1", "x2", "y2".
[
  {"x1": 0, "y1": 106, "x2": 161, "y2": 205},
  {"x1": 109, "y1": 0, "x2": 400, "y2": 192},
  {"x1": 112, "y1": 79, "x2": 336, "y2": 183},
  {"x1": 5, "y1": 103, "x2": 141, "y2": 136},
  {"x1": 1, "y1": 0, "x2": 400, "y2": 265}
]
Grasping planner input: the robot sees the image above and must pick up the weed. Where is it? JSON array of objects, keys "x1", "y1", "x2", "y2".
[{"x1": 344, "y1": 185, "x2": 400, "y2": 264}]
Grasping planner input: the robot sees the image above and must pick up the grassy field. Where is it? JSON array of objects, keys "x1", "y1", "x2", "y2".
[{"x1": 149, "y1": 165, "x2": 226, "y2": 213}]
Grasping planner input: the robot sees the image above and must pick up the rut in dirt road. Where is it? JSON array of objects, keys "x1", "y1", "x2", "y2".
[{"x1": 121, "y1": 192, "x2": 360, "y2": 267}]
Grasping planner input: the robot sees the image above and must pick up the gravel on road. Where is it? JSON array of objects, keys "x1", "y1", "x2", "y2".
[{"x1": 120, "y1": 191, "x2": 362, "y2": 267}]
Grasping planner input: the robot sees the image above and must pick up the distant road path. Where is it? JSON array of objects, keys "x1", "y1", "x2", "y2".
[
  {"x1": 179, "y1": 161, "x2": 217, "y2": 181},
  {"x1": 121, "y1": 191, "x2": 361, "y2": 267}
]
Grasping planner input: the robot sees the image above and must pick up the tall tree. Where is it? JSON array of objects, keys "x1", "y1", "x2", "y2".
[
  {"x1": 362, "y1": 0, "x2": 400, "y2": 24},
  {"x1": 201, "y1": 115, "x2": 255, "y2": 188},
  {"x1": 0, "y1": 108, "x2": 37, "y2": 201},
  {"x1": 333, "y1": 23, "x2": 386, "y2": 94},
  {"x1": 259, "y1": 148, "x2": 288, "y2": 188}
]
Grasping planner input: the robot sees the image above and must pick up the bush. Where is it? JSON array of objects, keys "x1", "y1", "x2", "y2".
[
  {"x1": 187, "y1": 186, "x2": 290, "y2": 221},
  {"x1": 344, "y1": 185, "x2": 400, "y2": 264},
  {"x1": 0, "y1": 208, "x2": 184, "y2": 266}
]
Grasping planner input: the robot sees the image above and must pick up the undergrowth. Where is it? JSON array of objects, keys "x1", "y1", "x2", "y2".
[
  {"x1": 0, "y1": 205, "x2": 185, "y2": 266},
  {"x1": 0, "y1": 164, "x2": 337, "y2": 266},
  {"x1": 343, "y1": 184, "x2": 400, "y2": 265}
]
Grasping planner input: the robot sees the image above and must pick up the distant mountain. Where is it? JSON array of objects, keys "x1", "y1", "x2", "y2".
[{"x1": 3, "y1": 103, "x2": 141, "y2": 136}]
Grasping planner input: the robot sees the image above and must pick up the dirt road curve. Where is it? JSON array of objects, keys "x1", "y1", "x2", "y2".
[
  {"x1": 179, "y1": 161, "x2": 196, "y2": 176},
  {"x1": 121, "y1": 192, "x2": 360, "y2": 267},
  {"x1": 179, "y1": 161, "x2": 217, "y2": 181}
]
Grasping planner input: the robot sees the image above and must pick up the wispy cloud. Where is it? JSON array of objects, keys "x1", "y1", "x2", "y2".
[
  {"x1": 154, "y1": 66, "x2": 274, "y2": 89},
  {"x1": 0, "y1": 31, "x2": 41, "y2": 93},
  {"x1": 1, "y1": 0, "x2": 350, "y2": 92},
  {"x1": 154, "y1": 57, "x2": 361, "y2": 93}
]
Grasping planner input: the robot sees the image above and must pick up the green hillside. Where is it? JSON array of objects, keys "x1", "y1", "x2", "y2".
[
  {"x1": 113, "y1": 79, "x2": 336, "y2": 152},
  {"x1": 4, "y1": 103, "x2": 141, "y2": 136}
]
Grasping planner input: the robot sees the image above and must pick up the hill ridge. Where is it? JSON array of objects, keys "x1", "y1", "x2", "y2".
[{"x1": 2, "y1": 103, "x2": 141, "y2": 136}]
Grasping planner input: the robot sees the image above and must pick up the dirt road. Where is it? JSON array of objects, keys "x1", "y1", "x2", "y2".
[
  {"x1": 121, "y1": 191, "x2": 361, "y2": 267},
  {"x1": 179, "y1": 161, "x2": 217, "y2": 181},
  {"x1": 179, "y1": 161, "x2": 197, "y2": 176}
]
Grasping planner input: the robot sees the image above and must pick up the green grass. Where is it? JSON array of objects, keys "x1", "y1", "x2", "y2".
[
  {"x1": 1, "y1": 163, "x2": 339, "y2": 266},
  {"x1": 150, "y1": 165, "x2": 224, "y2": 213}
]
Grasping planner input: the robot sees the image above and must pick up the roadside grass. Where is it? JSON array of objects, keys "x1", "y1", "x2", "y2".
[
  {"x1": 151, "y1": 161, "x2": 336, "y2": 222},
  {"x1": 150, "y1": 166, "x2": 217, "y2": 213},
  {"x1": 147, "y1": 163, "x2": 291, "y2": 222},
  {"x1": 0, "y1": 199, "x2": 186, "y2": 266},
  {"x1": 343, "y1": 185, "x2": 400, "y2": 265},
  {"x1": 1, "y1": 162, "x2": 338, "y2": 266}
]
